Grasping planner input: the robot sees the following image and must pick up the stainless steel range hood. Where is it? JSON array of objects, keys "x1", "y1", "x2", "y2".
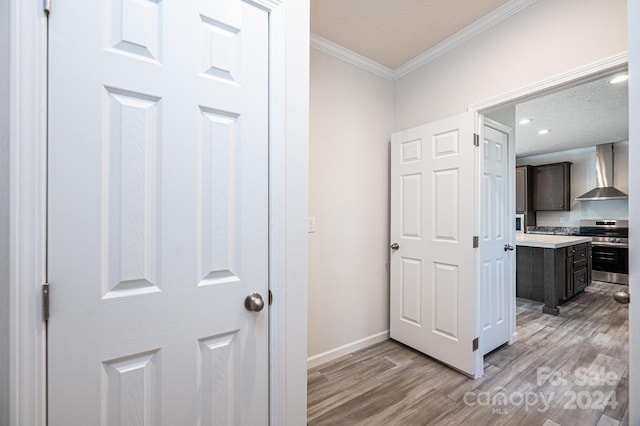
[{"x1": 576, "y1": 143, "x2": 627, "y2": 201}]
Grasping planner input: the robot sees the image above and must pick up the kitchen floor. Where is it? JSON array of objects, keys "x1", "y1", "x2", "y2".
[{"x1": 307, "y1": 281, "x2": 629, "y2": 425}]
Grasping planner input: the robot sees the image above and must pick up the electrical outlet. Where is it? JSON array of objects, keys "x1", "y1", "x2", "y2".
[{"x1": 308, "y1": 217, "x2": 316, "y2": 233}]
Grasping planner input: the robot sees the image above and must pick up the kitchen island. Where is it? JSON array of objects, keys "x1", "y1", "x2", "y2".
[{"x1": 516, "y1": 234, "x2": 592, "y2": 315}]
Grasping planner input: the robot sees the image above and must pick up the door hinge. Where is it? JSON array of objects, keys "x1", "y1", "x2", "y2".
[
  {"x1": 43, "y1": 283, "x2": 50, "y2": 322},
  {"x1": 268, "y1": 290, "x2": 273, "y2": 306},
  {"x1": 473, "y1": 236, "x2": 479, "y2": 248},
  {"x1": 473, "y1": 133, "x2": 480, "y2": 147},
  {"x1": 44, "y1": 0, "x2": 51, "y2": 14},
  {"x1": 473, "y1": 337, "x2": 479, "y2": 351}
]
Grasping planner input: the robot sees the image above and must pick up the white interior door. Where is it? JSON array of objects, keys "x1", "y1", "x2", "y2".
[
  {"x1": 48, "y1": 1, "x2": 269, "y2": 425},
  {"x1": 479, "y1": 121, "x2": 512, "y2": 355},
  {"x1": 390, "y1": 111, "x2": 478, "y2": 376}
]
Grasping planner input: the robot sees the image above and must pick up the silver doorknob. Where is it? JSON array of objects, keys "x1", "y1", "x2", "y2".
[
  {"x1": 504, "y1": 244, "x2": 515, "y2": 251},
  {"x1": 613, "y1": 291, "x2": 630, "y2": 304},
  {"x1": 244, "y1": 293, "x2": 265, "y2": 312},
  {"x1": 390, "y1": 243, "x2": 399, "y2": 250}
]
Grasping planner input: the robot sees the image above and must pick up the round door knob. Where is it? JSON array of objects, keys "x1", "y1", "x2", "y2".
[
  {"x1": 390, "y1": 243, "x2": 399, "y2": 250},
  {"x1": 613, "y1": 291, "x2": 630, "y2": 305},
  {"x1": 244, "y1": 293, "x2": 265, "y2": 312},
  {"x1": 504, "y1": 244, "x2": 515, "y2": 251}
]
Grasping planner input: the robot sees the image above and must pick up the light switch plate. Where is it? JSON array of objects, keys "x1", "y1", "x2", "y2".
[{"x1": 308, "y1": 217, "x2": 316, "y2": 233}]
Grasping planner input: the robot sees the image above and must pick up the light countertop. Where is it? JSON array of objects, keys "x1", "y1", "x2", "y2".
[{"x1": 516, "y1": 233, "x2": 592, "y2": 249}]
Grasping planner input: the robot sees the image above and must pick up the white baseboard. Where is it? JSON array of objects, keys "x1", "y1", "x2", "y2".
[{"x1": 307, "y1": 330, "x2": 390, "y2": 369}]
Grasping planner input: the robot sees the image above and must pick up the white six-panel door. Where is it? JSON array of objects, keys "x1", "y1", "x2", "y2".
[
  {"x1": 480, "y1": 123, "x2": 511, "y2": 355},
  {"x1": 48, "y1": 1, "x2": 269, "y2": 424},
  {"x1": 390, "y1": 112, "x2": 477, "y2": 376}
]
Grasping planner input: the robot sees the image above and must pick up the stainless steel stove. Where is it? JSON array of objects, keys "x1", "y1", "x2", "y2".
[{"x1": 575, "y1": 219, "x2": 628, "y2": 285}]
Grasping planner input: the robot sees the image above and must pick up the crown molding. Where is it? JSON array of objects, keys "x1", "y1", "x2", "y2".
[
  {"x1": 394, "y1": 0, "x2": 538, "y2": 79},
  {"x1": 311, "y1": 0, "x2": 537, "y2": 81},
  {"x1": 310, "y1": 33, "x2": 395, "y2": 80}
]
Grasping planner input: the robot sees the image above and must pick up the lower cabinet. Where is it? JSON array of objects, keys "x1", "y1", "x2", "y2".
[
  {"x1": 564, "y1": 243, "x2": 592, "y2": 298},
  {"x1": 516, "y1": 242, "x2": 592, "y2": 315}
]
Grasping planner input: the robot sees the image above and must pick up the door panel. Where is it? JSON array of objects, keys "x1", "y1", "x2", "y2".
[
  {"x1": 401, "y1": 258, "x2": 422, "y2": 325},
  {"x1": 401, "y1": 174, "x2": 422, "y2": 238},
  {"x1": 390, "y1": 112, "x2": 476, "y2": 376},
  {"x1": 48, "y1": 1, "x2": 269, "y2": 425},
  {"x1": 480, "y1": 124, "x2": 511, "y2": 355}
]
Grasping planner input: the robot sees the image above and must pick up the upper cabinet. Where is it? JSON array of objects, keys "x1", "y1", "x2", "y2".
[
  {"x1": 515, "y1": 165, "x2": 533, "y2": 214},
  {"x1": 532, "y1": 162, "x2": 572, "y2": 211}
]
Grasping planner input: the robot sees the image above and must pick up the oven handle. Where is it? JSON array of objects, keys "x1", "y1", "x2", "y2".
[
  {"x1": 594, "y1": 256, "x2": 618, "y2": 262},
  {"x1": 591, "y1": 242, "x2": 629, "y2": 248}
]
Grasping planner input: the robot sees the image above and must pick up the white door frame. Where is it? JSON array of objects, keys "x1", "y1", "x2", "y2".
[
  {"x1": 6, "y1": 1, "x2": 308, "y2": 424},
  {"x1": 7, "y1": 1, "x2": 47, "y2": 424},
  {"x1": 468, "y1": 51, "x2": 629, "y2": 385},
  {"x1": 469, "y1": 53, "x2": 628, "y2": 112}
]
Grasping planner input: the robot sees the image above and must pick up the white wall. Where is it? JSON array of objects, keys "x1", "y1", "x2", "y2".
[
  {"x1": 516, "y1": 142, "x2": 629, "y2": 226},
  {"x1": 626, "y1": 1, "x2": 638, "y2": 423},
  {"x1": 394, "y1": 0, "x2": 628, "y2": 131},
  {"x1": 0, "y1": 0, "x2": 9, "y2": 422},
  {"x1": 308, "y1": 48, "x2": 393, "y2": 363}
]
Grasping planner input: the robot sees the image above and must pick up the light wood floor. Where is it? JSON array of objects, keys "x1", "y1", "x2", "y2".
[{"x1": 307, "y1": 281, "x2": 629, "y2": 426}]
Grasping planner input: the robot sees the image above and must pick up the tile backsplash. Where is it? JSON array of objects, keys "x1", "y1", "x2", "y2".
[{"x1": 526, "y1": 226, "x2": 579, "y2": 235}]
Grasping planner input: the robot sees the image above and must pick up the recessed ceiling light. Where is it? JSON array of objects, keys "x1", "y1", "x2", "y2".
[
  {"x1": 538, "y1": 129, "x2": 550, "y2": 135},
  {"x1": 518, "y1": 118, "x2": 532, "y2": 125},
  {"x1": 609, "y1": 74, "x2": 629, "y2": 84}
]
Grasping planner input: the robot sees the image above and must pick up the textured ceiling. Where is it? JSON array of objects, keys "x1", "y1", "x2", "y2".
[
  {"x1": 311, "y1": 0, "x2": 511, "y2": 69},
  {"x1": 489, "y1": 74, "x2": 629, "y2": 157}
]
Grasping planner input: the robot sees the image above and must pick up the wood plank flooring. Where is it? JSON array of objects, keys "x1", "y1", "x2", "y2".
[{"x1": 307, "y1": 281, "x2": 629, "y2": 425}]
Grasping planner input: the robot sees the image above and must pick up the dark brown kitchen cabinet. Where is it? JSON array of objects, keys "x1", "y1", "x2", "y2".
[
  {"x1": 565, "y1": 243, "x2": 591, "y2": 298},
  {"x1": 516, "y1": 166, "x2": 532, "y2": 213},
  {"x1": 516, "y1": 241, "x2": 591, "y2": 315},
  {"x1": 516, "y1": 165, "x2": 536, "y2": 227},
  {"x1": 532, "y1": 162, "x2": 571, "y2": 211}
]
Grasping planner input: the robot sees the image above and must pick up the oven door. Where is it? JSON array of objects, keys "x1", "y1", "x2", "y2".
[{"x1": 591, "y1": 243, "x2": 628, "y2": 274}]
